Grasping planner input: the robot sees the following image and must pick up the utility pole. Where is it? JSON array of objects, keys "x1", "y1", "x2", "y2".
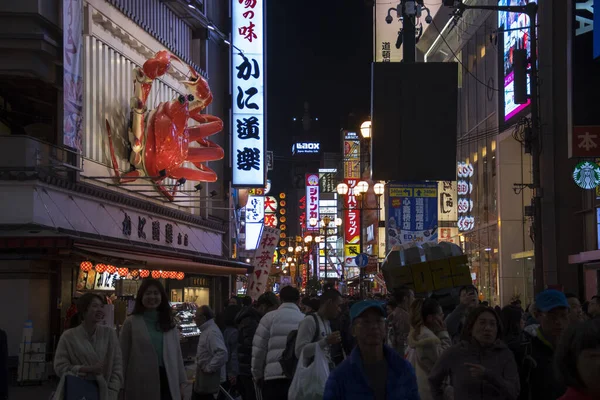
[
  {"x1": 402, "y1": 0, "x2": 418, "y2": 63},
  {"x1": 450, "y1": 1, "x2": 544, "y2": 292}
]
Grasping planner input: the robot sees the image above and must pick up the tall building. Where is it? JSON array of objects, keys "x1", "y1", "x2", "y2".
[{"x1": 0, "y1": 0, "x2": 247, "y2": 356}]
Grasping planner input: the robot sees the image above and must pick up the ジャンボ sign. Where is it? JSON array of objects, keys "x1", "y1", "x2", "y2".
[
  {"x1": 572, "y1": 126, "x2": 600, "y2": 157},
  {"x1": 305, "y1": 174, "x2": 320, "y2": 231},
  {"x1": 232, "y1": 0, "x2": 265, "y2": 187}
]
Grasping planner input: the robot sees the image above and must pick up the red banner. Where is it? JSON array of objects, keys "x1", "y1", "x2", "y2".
[{"x1": 345, "y1": 178, "x2": 360, "y2": 245}]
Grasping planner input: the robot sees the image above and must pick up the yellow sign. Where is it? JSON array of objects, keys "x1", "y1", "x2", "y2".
[
  {"x1": 389, "y1": 188, "x2": 412, "y2": 197},
  {"x1": 389, "y1": 187, "x2": 436, "y2": 198},
  {"x1": 345, "y1": 244, "x2": 360, "y2": 257},
  {"x1": 382, "y1": 255, "x2": 472, "y2": 293}
]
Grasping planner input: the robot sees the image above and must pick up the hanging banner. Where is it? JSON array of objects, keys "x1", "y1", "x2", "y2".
[
  {"x1": 344, "y1": 178, "x2": 361, "y2": 267},
  {"x1": 232, "y1": 0, "x2": 265, "y2": 187},
  {"x1": 457, "y1": 162, "x2": 475, "y2": 232},
  {"x1": 386, "y1": 182, "x2": 438, "y2": 249},
  {"x1": 438, "y1": 181, "x2": 458, "y2": 222},
  {"x1": 264, "y1": 196, "x2": 278, "y2": 227},
  {"x1": 247, "y1": 227, "x2": 280, "y2": 300},
  {"x1": 245, "y1": 195, "x2": 264, "y2": 250},
  {"x1": 306, "y1": 173, "x2": 320, "y2": 231},
  {"x1": 343, "y1": 131, "x2": 360, "y2": 179},
  {"x1": 374, "y1": 2, "x2": 402, "y2": 62},
  {"x1": 63, "y1": 0, "x2": 84, "y2": 150}
]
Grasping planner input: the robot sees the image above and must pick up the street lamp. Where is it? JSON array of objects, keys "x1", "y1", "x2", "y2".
[
  {"x1": 360, "y1": 120, "x2": 372, "y2": 139},
  {"x1": 374, "y1": 182, "x2": 385, "y2": 196},
  {"x1": 309, "y1": 217, "x2": 318, "y2": 228},
  {"x1": 355, "y1": 180, "x2": 369, "y2": 195},
  {"x1": 335, "y1": 217, "x2": 343, "y2": 227},
  {"x1": 288, "y1": 246, "x2": 294, "y2": 252},
  {"x1": 336, "y1": 182, "x2": 349, "y2": 196}
]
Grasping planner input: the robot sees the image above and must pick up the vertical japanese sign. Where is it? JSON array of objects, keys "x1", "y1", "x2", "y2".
[
  {"x1": 374, "y1": 2, "x2": 402, "y2": 62},
  {"x1": 247, "y1": 226, "x2": 280, "y2": 300},
  {"x1": 386, "y1": 182, "x2": 438, "y2": 249},
  {"x1": 438, "y1": 181, "x2": 458, "y2": 222},
  {"x1": 63, "y1": 0, "x2": 83, "y2": 150},
  {"x1": 344, "y1": 179, "x2": 360, "y2": 267},
  {"x1": 232, "y1": 0, "x2": 265, "y2": 187},
  {"x1": 306, "y1": 174, "x2": 320, "y2": 231},
  {"x1": 344, "y1": 131, "x2": 361, "y2": 179},
  {"x1": 264, "y1": 196, "x2": 278, "y2": 227},
  {"x1": 457, "y1": 162, "x2": 475, "y2": 232},
  {"x1": 245, "y1": 195, "x2": 264, "y2": 250}
]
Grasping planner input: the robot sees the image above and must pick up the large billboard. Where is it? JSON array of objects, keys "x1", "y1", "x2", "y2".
[
  {"x1": 344, "y1": 179, "x2": 360, "y2": 267},
  {"x1": 305, "y1": 173, "x2": 320, "y2": 232},
  {"x1": 232, "y1": 0, "x2": 265, "y2": 187},
  {"x1": 374, "y1": 2, "x2": 402, "y2": 62},
  {"x1": 386, "y1": 182, "x2": 438, "y2": 249},
  {"x1": 499, "y1": 0, "x2": 535, "y2": 125}
]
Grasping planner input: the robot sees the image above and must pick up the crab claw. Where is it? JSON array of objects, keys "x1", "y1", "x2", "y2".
[{"x1": 142, "y1": 50, "x2": 182, "y2": 80}]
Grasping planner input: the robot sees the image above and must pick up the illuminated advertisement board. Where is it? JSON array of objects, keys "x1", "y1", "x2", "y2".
[
  {"x1": 498, "y1": 0, "x2": 535, "y2": 124},
  {"x1": 292, "y1": 142, "x2": 320, "y2": 155},
  {"x1": 305, "y1": 174, "x2": 320, "y2": 231},
  {"x1": 232, "y1": 0, "x2": 265, "y2": 187}
]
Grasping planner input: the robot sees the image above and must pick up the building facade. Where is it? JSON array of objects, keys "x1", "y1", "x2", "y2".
[{"x1": 0, "y1": 0, "x2": 246, "y2": 359}]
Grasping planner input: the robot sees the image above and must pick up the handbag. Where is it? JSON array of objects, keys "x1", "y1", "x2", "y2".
[
  {"x1": 288, "y1": 345, "x2": 330, "y2": 400},
  {"x1": 64, "y1": 375, "x2": 100, "y2": 400},
  {"x1": 193, "y1": 368, "x2": 221, "y2": 395}
]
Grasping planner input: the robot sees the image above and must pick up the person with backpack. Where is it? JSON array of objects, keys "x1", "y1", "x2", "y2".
[
  {"x1": 294, "y1": 288, "x2": 343, "y2": 371},
  {"x1": 251, "y1": 286, "x2": 304, "y2": 399}
]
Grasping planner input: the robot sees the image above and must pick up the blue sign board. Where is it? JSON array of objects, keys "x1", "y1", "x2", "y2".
[
  {"x1": 386, "y1": 182, "x2": 438, "y2": 249},
  {"x1": 355, "y1": 253, "x2": 369, "y2": 268}
]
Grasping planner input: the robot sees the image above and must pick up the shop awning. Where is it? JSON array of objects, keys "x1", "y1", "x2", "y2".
[
  {"x1": 73, "y1": 242, "x2": 250, "y2": 276},
  {"x1": 569, "y1": 249, "x2": 600, "y2": 265}
]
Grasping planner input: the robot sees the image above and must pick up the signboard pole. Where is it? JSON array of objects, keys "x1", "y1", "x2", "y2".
[{"x1": 402, "y1": 0, "x2": 416, "y2": 63}]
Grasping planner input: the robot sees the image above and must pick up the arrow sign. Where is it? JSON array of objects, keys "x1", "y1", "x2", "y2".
[{"x1": 355, "y1": 253, "x2": 369, "y2": 268}]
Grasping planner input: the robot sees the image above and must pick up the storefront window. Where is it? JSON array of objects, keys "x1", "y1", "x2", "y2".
[{"x1": 184, "y1": 287, "x2": 210, "y2": 307}]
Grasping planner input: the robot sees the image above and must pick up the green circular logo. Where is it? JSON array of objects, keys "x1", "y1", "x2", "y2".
[{"x1": 573, "y1": 161, "x2": 600, "y2": 190}]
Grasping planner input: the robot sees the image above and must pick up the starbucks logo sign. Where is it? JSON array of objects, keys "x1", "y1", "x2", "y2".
[{"x1": 573, "y1": 161, "x2": 600, "y2": 190}]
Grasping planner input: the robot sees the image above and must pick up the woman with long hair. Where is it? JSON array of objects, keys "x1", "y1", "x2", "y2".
[
  {"x1": 554, "y1": 319, "x2": 600, "y2": 400},
  {"x1": 406, "y1": 298, "x2": 450, "y2": 400},
  {"x1": 429, "y1": 306, "x2": 520, "y2": 400},
  {"x1": 120, "y1": 279, "x2": 187, "y2": 400},
  {"x1": 53, "y1": 293, "x2": 123, "y2": 400}
]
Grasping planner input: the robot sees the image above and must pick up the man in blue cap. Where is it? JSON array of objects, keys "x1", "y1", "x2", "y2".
[
  {"x1": 522, "y1": 289, "x2": 569, "y2": 400},
  {"x1": 323, "y1": 300, "x2": 418, "y2": 400}
]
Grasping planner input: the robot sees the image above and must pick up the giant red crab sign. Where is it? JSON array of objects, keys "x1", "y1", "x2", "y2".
[{"x1": 106, "y1": 51, "x2": 224, "y2": 201}]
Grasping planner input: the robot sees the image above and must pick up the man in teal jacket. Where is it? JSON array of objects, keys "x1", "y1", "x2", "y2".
[{"x1": 323, "y1": 301, "x2": 419, "y2": 400}]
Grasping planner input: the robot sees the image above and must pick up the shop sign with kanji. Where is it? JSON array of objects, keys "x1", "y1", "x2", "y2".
[
  {"x1": 232, "y1": 0, "x2": 265, "y2": 187},
  {"x1": 247, "y1": 226, "x2": 280, "y2": 300},
  {"x1": 572, "y1": 126, "x2": 600, "y2": 157},
  {"x1": 306, "y1": 173, "x2": 320, "y2": 231}
]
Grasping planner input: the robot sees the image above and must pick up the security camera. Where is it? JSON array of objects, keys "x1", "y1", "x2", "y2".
[
  {"x1": 425, "y1": 15, "x2": 433, "y2": 24},
  {"x1": 385, "y1": 15, "x2": 393, "y2": 24}
]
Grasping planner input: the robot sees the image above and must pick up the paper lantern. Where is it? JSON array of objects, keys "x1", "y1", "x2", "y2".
[
  {"x1": 117, "y1": 267, "x2": 129, "y2": 277},
  {"x1": 95, "y1": 263, "x2": 107, "y2": 273},
  {"x1": 161, "y1": 270, "x2": 169, "y2": 279},
  {"x1": 279, "y1": 193, "x2": 286, "y2": 199},
  {"x1": 176, "y1": 272, "x2": 185, "y2": 280},
  {"x1": 168, "y1": 271, "x2": 177, "y2": 279},
  {"x1": 139, "y1": 269, "x2": 150, "y2": 278},
  {"x1": 130, "y1": 269, "x2": 139, "y2": 278},
  {"x1": 151, "y1": 270, "x2": 161, "y2": 279},
  {"x1": 80, "y1": 261, "x2": 93, "y2": 272},
  {"x1": 106, "y1": 264, "x2": 117, "y2": 274}
]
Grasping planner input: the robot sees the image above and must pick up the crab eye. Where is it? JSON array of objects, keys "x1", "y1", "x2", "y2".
[
  {"x1": 189, "y1": 76, "x2": 198, "y2": 82},
  {"x1": 187, "y1": 95, "x2": 195, "y2": 102},
  {"x1": 178, "y1": 95, "x2": 185, "y2": 104}
]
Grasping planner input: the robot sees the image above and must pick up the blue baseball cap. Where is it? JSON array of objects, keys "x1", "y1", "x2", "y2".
[
  {"x1": 535, "y1": 289, "x2": 570, "y2": 312},
  {"x1": 350, "y1": 300, "x2": 386, "y2": 322}
]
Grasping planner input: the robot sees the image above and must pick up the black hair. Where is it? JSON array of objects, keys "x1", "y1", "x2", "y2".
[
  {"x1": 319, "y1": 288, "x2": 342, "y2": 307},
  {"x1": 199, "y1": 305, "x2": 215, "y2": 321},
  {"x1": 280, "y1": 286, "x2": 300, "y2": 303},
  {"x1": 564, "y1": 293, "x2": 578, "y2": 300},
  {"x1": 242, "y1": 295, "x2": 253, "y2": 307},
  {"x1": 501, "y1": 305, "x2": 524, "y2": 339},
  {"x1": 409, "y1": 298, "x2": 441, "y2": 333},
  {"x1": 77, "y1": 293, "x2": 105, "y2": 320},
  {"x1": 461, "y1": 306, "x2": 503, "y2": 342},
  {"x1": 459, "y1": 285, "x2": 478, "y2": 296},
  {"x1": 257, "y1": 292, "x2": 280, "y2": 308},
  {"x1": 393, "y1": 285, "x2": 413, "y2": 304},
  {"x1": 132, "y1": 278, "x2": 175, "y2": 332},
  {"x1": 555, "y1": 318, "x2": 600, "y2": 390}
]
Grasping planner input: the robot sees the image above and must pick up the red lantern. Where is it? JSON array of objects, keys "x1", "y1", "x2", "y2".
[
  {"x1": 139, "y1": 269, "x2": 150, "y2": 278},
  {"x1": 106, "y1": 264, "x2": 117, "y2": 274},
  {"x1": 168, "y1": 271, "x2": 177, "y2": 279},
  {"x1": 117, "y1": 267, "x2": 129, "y2": 277},
  {"x1": 80, "y1": 261, "x2": 93, "y2": 272},
  {"x1": 161, "y1": 270, "x2": 169, "y2": 279},
  {"x1": 176, "y1": 272, "x2": 185, "y2": 280},
  {"x1": 95, "y1": 263, "x2": 107, "y2": 273},
  {"x1": 151, "y1": 270, "x2": 161, "y2": 279},
  {"x1": 130, "y1": 269, "x2": 139, "y2": 278}
]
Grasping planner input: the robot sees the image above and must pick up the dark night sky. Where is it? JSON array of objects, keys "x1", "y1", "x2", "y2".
[{"x1": 266, "y1": 0, "x2": 373, "y2": 156}]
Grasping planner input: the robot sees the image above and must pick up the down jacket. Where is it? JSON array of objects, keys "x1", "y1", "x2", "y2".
[
  {"x1": 235, "y1": 306, "x2": 262, "y2": 377},
  {"x1": 251, "y1": 302, "x2": 304, "y2": 381},
  {"x1": 406, "y1": 326, "x2": 451, "y2": 400},
  {"x1": 429, "y1": 339, "x2": 520, "y2": 400}
]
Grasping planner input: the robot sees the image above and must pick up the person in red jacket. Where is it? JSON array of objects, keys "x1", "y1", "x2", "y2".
[{"x1": 555, "y1": 318, "x2": 600, "y2": 400}]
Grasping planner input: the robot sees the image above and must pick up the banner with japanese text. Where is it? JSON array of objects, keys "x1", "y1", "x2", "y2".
[
  {"x1": 344, "y1": 178, "x2": 360, "y2": 267},
  {"x1": 247, "y1": 226, "x2": 280, "y2": 300},
  {"x1": 438, "y1": 181, "x2": 458, "y2": 222},
  {"x1": 232, "y1": 0, "x2": 265, "y2": 187},
  {"x1": 386, "y1": 182, "x2": 438, "y2": 250},
  {"x1": 306, "y1": 173, "x2": 320, "y2": 231},
  {"x1": 245, "y1": 195, "x2": 264, "y2": 250},
  {"x1": 264, "y1": 196, "x2": 278, "y2": 227},
  {"x1": 374, "y1": 2, "x2": 402, "y2": 62}
]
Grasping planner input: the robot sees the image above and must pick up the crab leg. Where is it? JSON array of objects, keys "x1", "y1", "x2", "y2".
[
  {"x1": 187, "y1": 147, "x2": 224, "y2": 162},
  {"x1": 169, "y1": 165, "x2": 218, "y2": 183}
]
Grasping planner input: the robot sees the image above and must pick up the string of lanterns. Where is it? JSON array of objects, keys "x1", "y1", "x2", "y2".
[{"x1": 79, "y1": 261, "x2": 185, "y2": 280}]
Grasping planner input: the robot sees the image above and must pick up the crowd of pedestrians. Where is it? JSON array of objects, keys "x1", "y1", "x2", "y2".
[{"x1": 6, "y1": 278, "x2": 596, "y2": 400}]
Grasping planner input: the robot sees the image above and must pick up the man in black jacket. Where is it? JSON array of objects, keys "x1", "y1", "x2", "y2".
[
  {"x1": 524, "y1": 289, "x2": 569, "y2": 400},
  {"x1": 0, "y1": 329, "x2": 7, "y2": 400}
]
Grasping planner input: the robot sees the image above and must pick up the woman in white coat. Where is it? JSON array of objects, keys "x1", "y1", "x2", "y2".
[
  {"x1": 406, "y1": 298, "x2": 451, "y2": 400},
  {"x1": 53, "y1": 293, "x2": 123, "y2": 400},
  {"x1": 120, "y1": 278, "x2": 187, "y2": 400}
]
